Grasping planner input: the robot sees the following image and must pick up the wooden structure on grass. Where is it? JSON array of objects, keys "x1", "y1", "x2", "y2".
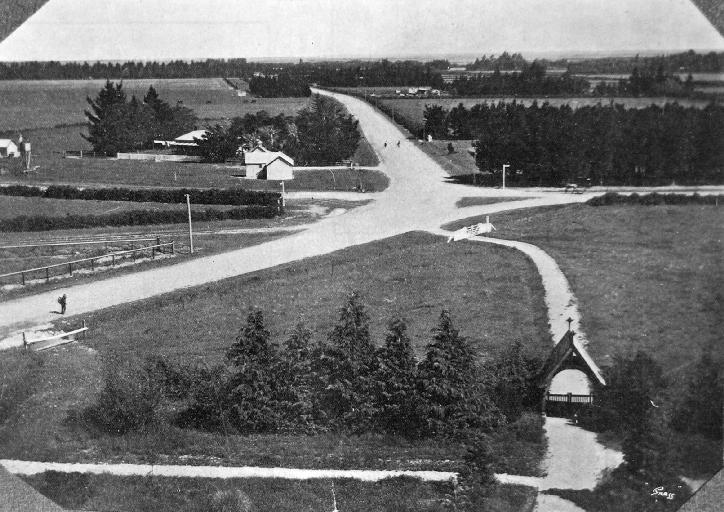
[{"x1": 539, "y1": 325, "x2": 606, "y2": 418}]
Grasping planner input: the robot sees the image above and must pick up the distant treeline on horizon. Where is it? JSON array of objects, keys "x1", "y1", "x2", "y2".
[{"x1": 0, "y1": 50, "x2": 721, "y2": 81}]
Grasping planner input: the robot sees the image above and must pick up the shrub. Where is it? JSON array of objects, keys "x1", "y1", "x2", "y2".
[
  {"x1": 0, "y1": 184, "x2": 281, "y2": 207},
  {"x1": 78, "y1": 358, "x2": 162, "y2": 436},
  {"x1": 0, "y1": 205, "x2": 280, "y2": 232},
  {"x1": 587, "y1": 192, "x2": 723, "y2": 206}
]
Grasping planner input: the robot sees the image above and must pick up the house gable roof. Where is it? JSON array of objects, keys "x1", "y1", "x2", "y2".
[
  {"x1": 0, "y1": 139, "x2": 17, "y2": 147},
  {"x1": 244, "y1": 150, "x2": 294, "y2": 166},
  {"x1": 174, "y1": 129, "x2": 209, "y2": 142}
]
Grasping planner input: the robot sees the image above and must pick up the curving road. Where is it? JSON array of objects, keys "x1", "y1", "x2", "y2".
[{"x1": 0, "y1": 88, "x2": 587, "y2": 339}]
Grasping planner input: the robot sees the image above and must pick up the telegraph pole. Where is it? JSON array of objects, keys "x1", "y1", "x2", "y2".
[
  {"x1": 185, "y1": 194, "x2": 194, "y2": 254},
  {"x1": 279, "y1": 181, "x2": 285, "y2": 208},
  {"x1": 502, "y1": 164, "x2": 510, "y2": 189}
]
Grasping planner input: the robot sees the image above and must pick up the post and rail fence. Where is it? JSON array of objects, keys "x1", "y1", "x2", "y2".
[
  {"x1": 23, "y1": 321, "x2": 88, "y2": 351},
  {"x1": 0, "y1": 237, "x2": 160, "y2": 251},
  {"x1": 0, "y1": 241, "x2": 174, "y2": 286}
]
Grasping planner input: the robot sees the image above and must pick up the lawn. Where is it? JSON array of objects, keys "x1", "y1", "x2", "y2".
[
  {"x1": 0, "y1": 231, "x2": 549, "y2": 474},
  {"x1": 0, "y1": 156, "x2": 388, "y2": 191},
  {"x1": 0, "y1": 79, "x2": 311, "y2": 132},
  {"x1": 20, "y1": 472, "x2": 537, "y2": 512},
  {"x1": 456, "y1": 197, "x2": 530, "y2": 208},
  {"x1": 443, "y1": 203, "x2": 724, "y2": 372}
]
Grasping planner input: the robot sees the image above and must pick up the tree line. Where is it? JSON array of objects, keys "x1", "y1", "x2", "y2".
[
  {"x1": 423, "y1": 101, "x2": 724, "y2": 186},
  {"x1": 449, "y1": 62, "x2": 590, "y2": 96},
  {"x1": 248, "y1": 73, "x2": 311, "y2": 97},
  {"x1": 567, "y1": 50, "x2": 723, "y2": 75},
  {"x1": 84, "y1": 81, "x2": 197, "y2": 156},
  {"x1": 197, "y1": 95, "x2": 360, "y2": 165}
]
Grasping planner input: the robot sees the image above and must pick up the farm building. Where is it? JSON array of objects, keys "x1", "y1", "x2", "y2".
[
  {"x1": 0, "y1": 139, "x2": 20, "y2": 158},
  {"x1": 153, "y1": 129, "x2": 210, "y2": 152},
  {"x1": 244, "y1": 147, "x2": 294, "y2": 180}
]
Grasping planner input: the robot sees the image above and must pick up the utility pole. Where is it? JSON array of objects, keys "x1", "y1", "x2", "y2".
[
  {"x1": 502, "y1": 164, "x2": 510, "y2": 189},
  {"x1": 185, "y1": 194, "x2": 194, "y2": 254},
  {"x1": 279, "y1": 181, "x2": 285, "y2": 208}
]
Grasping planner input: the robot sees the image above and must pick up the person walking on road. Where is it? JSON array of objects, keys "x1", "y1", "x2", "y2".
[
  {"x1": 397, "y1": 140, "x2": 400, "y2": 147},
  {"x1": 58, "y1": 294, "x2": 67, "y2": 315}
]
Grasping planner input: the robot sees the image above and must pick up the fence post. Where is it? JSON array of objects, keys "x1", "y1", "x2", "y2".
[
  {"x1": 171, "y1": 241, "x2": 175, "y2": 255},
  {"x1": 91, "y1": 258, "x2": 94, "y2": 271},
  {"x1": 111, "y1": 254, "x2": 115, "y2": 267},
  {"x1": 82, "y1": 320, "x2": 87, "y2": 340},
  {"x1": 46, "y1": 267, "x2": 50, "y2": 283},
  {"x1": 22, "y1": 332, "x2": 27, "y2": 350},
  {"x1": 567, "y1": 392, "x2": 572, "y2": 404},
  {"x1": 68, "y1": 263, "x2": 72, "y2": 276},
  {"x1": 21, "y1": 272, "x2": 25, "y2": 285},
  {"x1": 152, "y1": 246, "x2": 155, "y2": 259}
]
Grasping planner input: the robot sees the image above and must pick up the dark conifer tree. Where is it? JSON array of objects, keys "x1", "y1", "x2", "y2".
[
  {"x1": 225, "y1": 311, "x2": 281, "y2": 433},
  {"x1": 376, "y1": 317, "x2": 421, "y2": 435}
]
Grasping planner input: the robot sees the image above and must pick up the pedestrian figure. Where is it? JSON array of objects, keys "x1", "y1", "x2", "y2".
[
  {"x1": 383, "y1": 142, "x2": 387, "y2": 148},
  {"x1": 58, "y1": 294, "x2": 67, "y2": 314},
  {"x1": 397, "y1": 140, "x2": 400, "y2": 147}
]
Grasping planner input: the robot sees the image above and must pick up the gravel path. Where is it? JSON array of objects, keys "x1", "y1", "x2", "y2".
[{"x1": 0, "y1": 459, "x2": 456, "y2": 483}]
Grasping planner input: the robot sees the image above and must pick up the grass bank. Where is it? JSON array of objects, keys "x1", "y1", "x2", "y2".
[
  {"x1": 21, "y1": 472, "x2": 537, "y2": 512},
  {"x1": 443, "y1": 203, "x2": 723, "y2": 371}
]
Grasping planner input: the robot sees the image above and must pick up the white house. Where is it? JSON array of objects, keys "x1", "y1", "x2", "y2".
[
  {"x1": 0, "y1": 139, "x2": 20, "y2": 158},
  {"x1": 244, "y1": 148, "x2": 294, "y2": 180}
]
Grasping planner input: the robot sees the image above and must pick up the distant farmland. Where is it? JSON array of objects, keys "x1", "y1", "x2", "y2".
[{"x1": 0, "y1": 78, "x2": 310, "y2": 132}]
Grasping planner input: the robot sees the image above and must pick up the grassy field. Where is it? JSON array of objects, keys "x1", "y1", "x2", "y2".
[
  {"x1": 0, "y1": 157, "x2": 388, "y2": 191},
  {"x1": 443, "y1": 203, "x2": 724, "y2": 371},
  {"x1": 20, "y1": 472, "x2": 537, "y2": 512},
  {"x1": 0, "y1": 231, "x2": 548, "y2": 473},
  {"x1": 0, "y1": 79, "x2": 311, "y2": 132}
]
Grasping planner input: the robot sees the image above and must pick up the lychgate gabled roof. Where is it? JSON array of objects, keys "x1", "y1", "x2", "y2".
[{"x1": 539, "y1": 330, "x2": 606, "y2": 388}]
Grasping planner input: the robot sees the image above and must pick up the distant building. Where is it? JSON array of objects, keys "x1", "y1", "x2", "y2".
[
  {"x1": 0, "y1": 139, "x2": 20, "y2": 158},
  {"x1": 244, "y1": 147, "x2": 294, "y2": 180},
  {"x1": 153, "y1": 129, "x2": 209, "y2": 154}
]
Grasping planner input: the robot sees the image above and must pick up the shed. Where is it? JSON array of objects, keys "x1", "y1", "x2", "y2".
[
  {"x1": 244, "y1": 149, "x2": 294, "y2": 180},
  {"x1": 0, "y1": 139, "x2": 20, "y2": 158}
]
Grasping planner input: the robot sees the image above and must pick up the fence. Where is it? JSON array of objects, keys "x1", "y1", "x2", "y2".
[
  {"x1": 0, "y1": 242, "x2": 174, "y2": 286},
  {"x1": 23, "y1": 322, "x2": 88, "y2": 352},
  {"x1": 0, "y1": 237, "x2": 160, "y2": 251},
  {"x1": 546, "y1": 393, "x2": 593, "y2": 404}
]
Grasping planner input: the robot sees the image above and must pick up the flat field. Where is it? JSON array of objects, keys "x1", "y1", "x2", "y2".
[
  {"x1": 0, "y1": 232, "x2": 548, "y2": 473},
  {"x1": 0, "y1": 157, "x2": 387, "y2": 191},
  {"x1": 0, "y1": 78, "x2": 310, "y2": 132},
  {"x1": 444, "y1": 203, "x2": 724, "y2": 371},
  {"x1": 20, "y1": 472, "x2": 536, "y2": 512}
]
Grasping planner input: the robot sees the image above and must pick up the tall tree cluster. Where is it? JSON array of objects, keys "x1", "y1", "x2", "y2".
[
  {"x1": 195, "y1": 95, "x2": 360, "y2": 165},
  {"x1": 248, "y1": 73, "x2": 311, "y2": 97},
  {"x1": 450, "y1": 62, "x2": 589, "y2": 96},
  {"x1": 84, "y1": 81, "x2": 196, "y2": 156},
  {"x1": 168, "y1": 292, "x2": 530, "y2": 439},
  {"x1": 423, "y1": 101, "x2": 724, "y2": 186}
]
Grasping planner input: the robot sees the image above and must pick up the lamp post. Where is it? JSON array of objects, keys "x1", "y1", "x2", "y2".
[
  {"x1": 185, "y1": 194, "x2": 194, "y2": 254},
  {"x1": 502, "y1": 164, "x2": 510, "y2": 189}
]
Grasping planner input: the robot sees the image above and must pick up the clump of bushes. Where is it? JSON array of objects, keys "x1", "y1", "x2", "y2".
[
  {"x1": 0, "y1": 184, "x2": 280, "y2": 207},
  {"x1": 0, "y1": 205, "x2": 280, "y2": 232},
  {"x1": 587, "y1": 192, "x2": 723, "y2": 206}
]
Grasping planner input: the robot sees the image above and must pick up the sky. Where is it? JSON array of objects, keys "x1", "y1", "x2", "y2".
[{"x1": 0, "y1": 0, "x2": 722, "y2": 62}]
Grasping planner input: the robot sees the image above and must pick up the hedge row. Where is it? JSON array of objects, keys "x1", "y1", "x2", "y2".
[
  {"x1": 0, "y1": 206, "x2": 279, "y2": 232},
  {"x1": 0, "y1": 185, "x2": 281, "y2": 206},
  {"x1": 587, "y1": 192, "x2": 723, "y2": 206}
]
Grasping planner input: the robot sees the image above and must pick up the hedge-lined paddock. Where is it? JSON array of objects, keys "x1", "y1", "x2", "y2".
[
  {"x1": 587, "y1": 192, "x2": 723, "y2": 206},
  {"x1": 0, "y1": 184, "x2": 281, "y2": 207},
  {"x1": 0, "y1": 206, "x2": 280, "y2": 232}
]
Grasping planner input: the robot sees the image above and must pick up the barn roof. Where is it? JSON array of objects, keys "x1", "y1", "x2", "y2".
[{"x1": 174, "y1": 129, "x2": 210, "y2": 142}]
